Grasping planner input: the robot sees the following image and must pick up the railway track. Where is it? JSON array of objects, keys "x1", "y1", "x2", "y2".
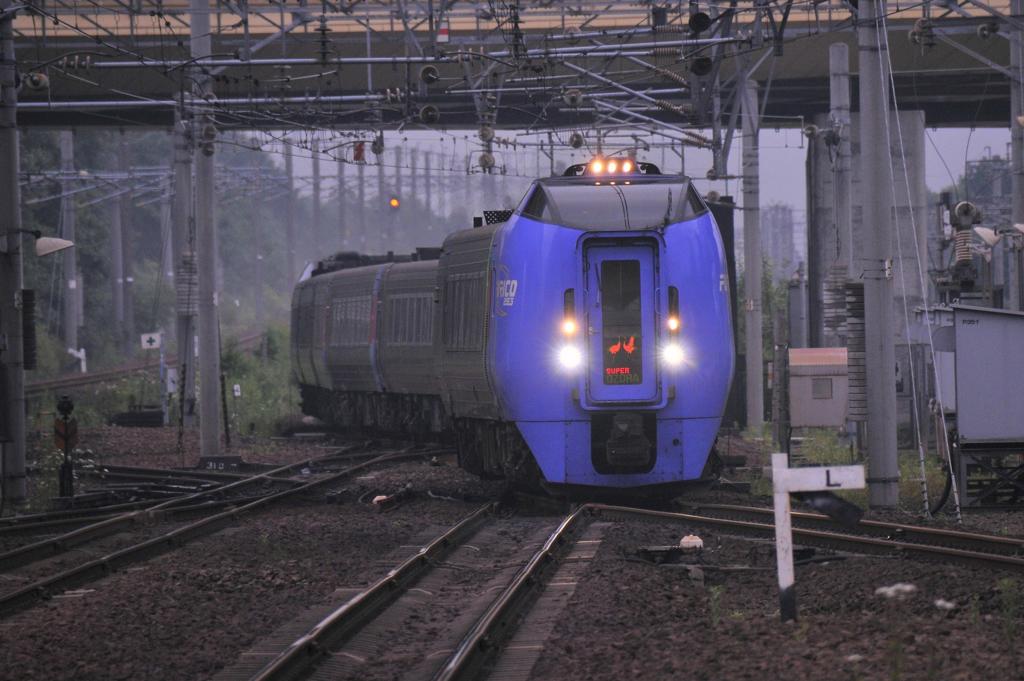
[
  {"x1": 0, "y1": 447, "x2": 432, "y2": 618},
  {"x1": 24, "y1": 330, "x2": 264, "y2": 396},
  {"x1": 214, "y1": 505, "x2": 601, "y2": 681},
  {"x1": 677, "y1": 502, "x2": 1024, "y2": 557}
]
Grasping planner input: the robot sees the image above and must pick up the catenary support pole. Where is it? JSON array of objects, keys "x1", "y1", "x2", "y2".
[
  {"x1": 337, "y1": 157, "x2": 346, "y2": 250},
  {"x1": 59, "y1": 131, "x2": 79, "y2": 355},
  {"x1": 0, "y1": 0, "x2": 26, "y2": 504},
  {"x1": 859, "y1": 0, "x2": 899, "y2": 507},
  {"x1": 425, "y1": 152, "x2": 433, "y2": 231},
  {"x1": 284, "y1": 142, "x2": 296, "y2": 285},
  {"x1": 192, "y1": 0, "x2": 221, "y2": 458},
  {"x1": 171, "y1": 106, "x2": 197, "y2": 427},
  {"x1": 357, "y1": 162, "x2": 366, "y2": 251},
  {"x1": 119, "y1": 130, "x2": 135, "y2": 354},
  {"x1": 1011, "y1": 0, "x2": 1024, "y2": 311},
  {"x1": 741, "y1": 78, "x2": 764, "y2": 431},
  {"x1": 312, "y1": 141, "x2": 321, "y2": 252}
]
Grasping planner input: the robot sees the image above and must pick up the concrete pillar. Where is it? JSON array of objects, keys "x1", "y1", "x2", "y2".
[
  {"x1": 741, "y1": 78, "x2": 764, "y2": 430},
  {"x1": 192, "y1": 0, "x2": 221, "y2": 458},
  {"x1": 59, "y1": 131, "x2": 79, "y2": 355},
  {"x1": 171, "y1": 108, "x2": 197, "y2": 427},
  {"x1": 824, "y1": 42, "x2": 853, "y2": 347},
  {"x1": 858, "y1": 0, "x2": 899, "y2": 508},
  {"x1": 1011, "y1": 0, "x2": 1024, "y2": 311},
  {"x1": 0, "y1": 0, "x2": 27, "y2": 503}
]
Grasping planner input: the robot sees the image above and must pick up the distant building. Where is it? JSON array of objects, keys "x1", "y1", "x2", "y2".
[{"x1": 761, "y1": 202, "x2": 804, "y2": 282}]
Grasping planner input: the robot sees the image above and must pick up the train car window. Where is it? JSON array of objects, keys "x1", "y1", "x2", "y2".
[
  {"x1": 330, "y1": 295, "x2": 372, "y2": 346},
  {"x1": 518, "y1": 180, "x2": 705, "y2": 230},
  {"x1": 386, "y1": 293, "x2": 433, "y2": 346},
  {"x1": 601, "y1": 260, "x2": 643, "y2": 385},
  {"x1": 443, "y1": 272, "x2": 486, "y2": 351}
]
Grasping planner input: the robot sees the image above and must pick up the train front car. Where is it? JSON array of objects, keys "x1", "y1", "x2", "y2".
[{"x1": 490, "y1": 161, "x2": 734, "y2": 496}]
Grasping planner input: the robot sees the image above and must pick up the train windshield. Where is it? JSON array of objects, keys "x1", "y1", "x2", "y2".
[{"x1": 518, "y1": 179, "x2": 705, "y2": 230}]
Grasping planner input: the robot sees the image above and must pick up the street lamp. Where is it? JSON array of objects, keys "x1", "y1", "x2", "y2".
[{"x1": 0, "y1": 228, "x2": 75, "y2": 257}]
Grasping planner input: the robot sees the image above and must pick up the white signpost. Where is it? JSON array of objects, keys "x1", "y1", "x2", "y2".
[
  {"x1": 140, "y1": 332, "x2": 162, "y2": 350},
  {"x1": 772, "y1": 452, "x2": 865, "y2": 622}
]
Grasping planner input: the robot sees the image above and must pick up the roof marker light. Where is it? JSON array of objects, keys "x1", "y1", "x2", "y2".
[
  {"x1": 623, "y1": 160, "x2": 633, "y2": 172},
  {"x1": 590, "y1": 159, "x2": 604, "y2": 174},
  {"x1": 607, "y1": 159, "x2": 619, "y2": 173}
]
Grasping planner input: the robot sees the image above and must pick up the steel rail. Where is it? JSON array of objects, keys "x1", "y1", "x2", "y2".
[
  {"x1": 0, "y1": 492, "x2": 273, "y2": 537},
  {"x1": 432, "y1": 507, "x2": 586, "y2": 681},
  {"x1": 587, "y1": 504, "x2": 1024, "y2": 573},
  {"x1": 247, "y1": 503, "x2": 495, "y2": 681},
  {"x1": 680, "y1": 502, "x2": 1024, "y2": 556},
  {"x1": 0, "y1": 450, "x2": 427, "y2": 618},
  {"x1": 0, "y1": 445, "x2": 366, "y2": 572}
]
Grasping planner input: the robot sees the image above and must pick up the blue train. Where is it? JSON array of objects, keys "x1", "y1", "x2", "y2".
[{"x1": 291, "y1": 159, "x2": 735, "y2": 496}]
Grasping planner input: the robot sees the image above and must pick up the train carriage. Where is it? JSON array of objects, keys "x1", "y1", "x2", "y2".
[{"x1": 292, "y1": 160, "x2": 734, "y2": 497}]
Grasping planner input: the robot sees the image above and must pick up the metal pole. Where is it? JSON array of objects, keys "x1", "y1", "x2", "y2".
[
  {"x1": 826, "y1": 42, "x2": 853, "y2": 346},
  {"x1": 109, "y1": 167, "x2": 125, "y2": 343},
  {"x1": 0, "y1": 0, "x2": 26, "y2": 504},
  {"x1": 377, "y1": 155, "x2": 385, "y2": 250},
  {"x1": 119, "y1": 130, "x2": 135, "y2": 354},
  {"x1": 171, "y1": 108, "x2": 197, "y2": 427},
  {"x1": 59, "y1": 131, "x2": 79, "y2": 355},
  {"x1": 425, "y1": 152, "x2": 433, "y2": 232},
  {"x1": 192, "y1": 0, "x2": 221, "y2": 458},
  {"x1": 284, "y1": 143, "x2": 296, "y2": 285},
  {"x1": 337, "y1": 157, "x2": 346, "y2": 250},
  {"x1": 742, "y1": 78, "x2": 764, "y2": 431},
  {"x1": 312, "y1": 141, "x2": 321, "y2": 252},
  {"x1": 859, "y1": 0, "x2": 899, "y2": 507},
  {"x1": 1011, "y1": 0, "x2": 1024, "y2": 311},
  {"x1": 357, "y1": 162, "x2": 366, "y2": 251}
]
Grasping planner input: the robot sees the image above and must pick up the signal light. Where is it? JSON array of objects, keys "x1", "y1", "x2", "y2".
[{"x1": 389, "y1": 197, "x2": 400, "y2": 209}]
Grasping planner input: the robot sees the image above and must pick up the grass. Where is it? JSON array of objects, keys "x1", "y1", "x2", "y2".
[{"x1": 752, "y1": 428, "x2": 949, "y2": 514}]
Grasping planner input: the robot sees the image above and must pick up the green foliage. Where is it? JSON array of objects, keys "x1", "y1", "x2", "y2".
[
  {"x1": 998, "y1": 578, "x2": 1020, "y2": 643},
  {"x1": 220, "y1": 324, "x2": 300, "y2": 437}
]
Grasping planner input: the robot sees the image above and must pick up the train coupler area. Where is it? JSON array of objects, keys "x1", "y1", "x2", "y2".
[{"x1": 591, "y1": 412, "x2": 657, "y2": 474}]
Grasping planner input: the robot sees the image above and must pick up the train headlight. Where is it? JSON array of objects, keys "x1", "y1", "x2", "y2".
[
  {"x1": 561, "y1": 318, "x2": 578, "y2": 336},
  {"x1": 622, "y1": 160, "x2": 633, "y2": 173},
  {"x1": 558, "y1": 345, "x2": 583, "y2": 370},
  {"x1": 662, "y1": 343, "x2": 687, "y2": 368},
  {"x1": 607, "y1": 159, "x2": 619, "y2": 173},
  {"x1": 667, "y1": 316, "x2": 680, "y2": 332},
  {"x1": 590, "y1": 159, "x2": 604, "y2": 174}
]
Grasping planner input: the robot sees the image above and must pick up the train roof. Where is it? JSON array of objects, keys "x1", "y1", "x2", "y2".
[{"x1": 516, "y1": 175, "x2": 708, "y2": 231}]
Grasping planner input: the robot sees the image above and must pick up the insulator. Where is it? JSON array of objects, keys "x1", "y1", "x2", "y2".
[
  {"x1": 652, "y1": 47, "x2": 679, "y2": 58},
  {"x1": 654, "y1": 24, "x2": 684, "y2": 33},
  {"x1": 954, "y1": 229, "x2": 973, "y2": 265}
]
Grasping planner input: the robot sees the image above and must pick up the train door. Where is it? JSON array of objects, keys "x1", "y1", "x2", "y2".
[{"x1": 584, "y1": 243, "x2": 659, "y2": 403}]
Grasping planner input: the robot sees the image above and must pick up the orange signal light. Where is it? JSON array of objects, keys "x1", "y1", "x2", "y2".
[{"x1": 389, "y1": 197, "x2": 400, "y2": 208}]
